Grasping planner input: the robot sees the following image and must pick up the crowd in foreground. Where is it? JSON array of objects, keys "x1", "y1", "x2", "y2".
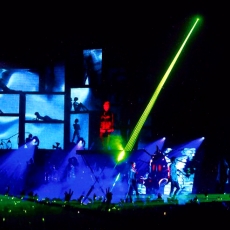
[{"x1": 1, "y1": 190, "x2": 230, "y2": 229}]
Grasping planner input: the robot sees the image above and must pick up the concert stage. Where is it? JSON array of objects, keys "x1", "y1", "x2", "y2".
[
  {"x1": 0, "y1": 148, "x2": 224, "y2": 204},
  {"x1": 1, "y1": 146, "x2": 230, "y2": 230}
]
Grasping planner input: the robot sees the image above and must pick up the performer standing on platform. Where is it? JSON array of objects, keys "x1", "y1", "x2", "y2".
[
  {"x1": 169, "y1": 157, "x2": 180, "y2": 199},
  {"x1": 126, "y1": 161, "x2": 139, "y2": 203},
  {"x1": 99, "y1": 101, "x2": 114, "y2": 150}
]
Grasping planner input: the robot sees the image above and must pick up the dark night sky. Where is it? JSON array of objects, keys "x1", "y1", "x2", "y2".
[{"x1": 0, "y1": 4, "x2": 229, "y2": 157}]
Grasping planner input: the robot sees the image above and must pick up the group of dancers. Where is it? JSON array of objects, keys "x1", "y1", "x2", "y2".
[{"x1": 126, "y1": 146, "x2": 183, "y2": 202}]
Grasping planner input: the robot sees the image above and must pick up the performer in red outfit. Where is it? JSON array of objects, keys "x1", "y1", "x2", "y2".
[{"x1": 99, "y1": 101, "x2": 114, "y2": 150}]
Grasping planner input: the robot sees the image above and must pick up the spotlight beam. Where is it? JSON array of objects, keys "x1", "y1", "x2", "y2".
[{"x1": 118, "y1": 18, "x2": 200, "y2": 161}]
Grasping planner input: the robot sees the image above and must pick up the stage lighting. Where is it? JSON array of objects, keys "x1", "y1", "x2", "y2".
[
  {"x1": 118, "y1": 17, "x2": 201, "y2": 162},
  {"x1": 32, "y1": 136, "x2": 40, "y2": 147},
  {"x1": 76, "y1": 138, "x2": 85, "y2": 150}
]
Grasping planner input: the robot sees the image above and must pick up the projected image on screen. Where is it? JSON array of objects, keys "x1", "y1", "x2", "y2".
[
  {"x1": 25, "y1": 94, "x2": 64, "y2": 121},
  {"x1": 70, "y1": 114, "x2": 89, "y2": 149},
  {"x1": 25, "y1": 123, "x2": 64, "y2": 150},
  {"x1": 0, "y1": 68, "x2": 39, "y2": 92},
  {"x1": 42, "y1": 62, "x2": 65, "y2": 92},
  {"x1": 0, "y1": 116, "x2": 19, "y2": 149},
  {"x1": 0, "y1": 94, "x2": 19, "y2": 114},
  {"x1": 83, "y1": 49, "x2": 102, "y2": 86},
  {"x1": 70, "y1": 88, "x2": 101, "y2": 112}
]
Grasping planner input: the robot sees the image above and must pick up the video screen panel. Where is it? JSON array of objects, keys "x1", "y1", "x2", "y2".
[
  {"x1": 42, "y1": 62, "x2": 65, "y2": 92},
  {"x1": 83, "y1": 49, "x2": 102, "y2": 86},
  {"x1": 0, "y1": 116, "x2": 19, "y2": 149},
  {"x1": 0, "y1": 68, "x2": 39, "y2": 92},
  {"x1": 25, "y1": 94, "x2": 64, "y2": 121},
  {"x1": 70, "y1": 88, "x2": 100, "y2": 112},
  {"x1": 25, "y1": 123, "x2": 64, "y2": 150},
  {"x1": 70, "y1": 113, "x2": 89, "y2": 149},
  {"x1": 0, "y1": 94, "x2": 20, "y2": 114}
]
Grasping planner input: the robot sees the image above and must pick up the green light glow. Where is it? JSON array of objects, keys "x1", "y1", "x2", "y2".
[
  {"x1": 117, "y1": 17, "x2": 200, "y2": 162},
  {"x1": 117, "y1": 150, "x2": 125, "y2": 162}
]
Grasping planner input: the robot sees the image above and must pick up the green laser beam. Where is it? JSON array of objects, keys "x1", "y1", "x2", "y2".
[{"x1": 118, "y1": 18, "x2": 200, "y2": 161}]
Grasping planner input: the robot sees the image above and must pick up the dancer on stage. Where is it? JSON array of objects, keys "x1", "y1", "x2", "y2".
[{"x1": 99, "y1": 101, "x2": 114, "y2": 150}]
